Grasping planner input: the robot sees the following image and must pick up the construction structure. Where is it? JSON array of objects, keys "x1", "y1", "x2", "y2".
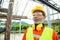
[{"x1": 0, "y1": 0, "x2": 60, "y2": 40}]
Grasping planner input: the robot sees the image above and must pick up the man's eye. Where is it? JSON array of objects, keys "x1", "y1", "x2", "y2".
[{"x1": 33, "y1": 15, "x2": 35, "y2": 16}]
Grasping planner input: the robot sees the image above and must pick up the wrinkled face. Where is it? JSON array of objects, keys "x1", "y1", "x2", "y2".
[{"x1": 33, "y1": 11, "x2": 46, "y2": 24}]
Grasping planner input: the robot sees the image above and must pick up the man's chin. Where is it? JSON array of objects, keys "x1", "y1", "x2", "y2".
[{"x1": 34, "y1": 20, "x2": 44, "y2": 24}]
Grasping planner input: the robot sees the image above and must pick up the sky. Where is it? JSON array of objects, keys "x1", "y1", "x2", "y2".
[{"x1": 53, "y1": 0, "x2": 60, "y2": 5}]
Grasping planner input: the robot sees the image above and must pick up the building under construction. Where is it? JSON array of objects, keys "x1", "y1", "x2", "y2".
[{"x1": 0, "y1": 0, "x2": 60, "y2": 40}]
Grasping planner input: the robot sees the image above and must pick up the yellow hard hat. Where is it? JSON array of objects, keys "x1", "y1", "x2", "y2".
[{"x1": 31, "y1": 6, "x2": 46, "y2": 16}]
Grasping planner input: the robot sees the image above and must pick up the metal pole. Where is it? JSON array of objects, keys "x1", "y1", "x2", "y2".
[{"x1": 46, "y1": 6, "x2": 52, "y2": 28}]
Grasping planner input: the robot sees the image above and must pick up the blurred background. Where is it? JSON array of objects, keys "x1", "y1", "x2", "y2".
[{"x1": 0, "y1": 0, "x2": 60, "y2": 40}]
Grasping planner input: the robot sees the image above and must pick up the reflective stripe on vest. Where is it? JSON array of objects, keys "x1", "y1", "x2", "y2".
[
  {"x1": 33, "y1": 34, "x2": 40, "y2": 39},
  {"x1": 26, "y1": 27, "x2": 53, "y2": 40}
]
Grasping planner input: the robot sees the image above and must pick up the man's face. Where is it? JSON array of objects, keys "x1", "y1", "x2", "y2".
[{"x1": 33, "y1": 11, "x2": 46, "y2": 24}]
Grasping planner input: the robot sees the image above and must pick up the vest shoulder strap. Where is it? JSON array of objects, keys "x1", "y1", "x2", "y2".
[
  {"x1": 40, "y1": 27, "x2": 53, "y2": 40},
  {"x1": 26, "y1": 27, "x2": 34, "y2": 40}
]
